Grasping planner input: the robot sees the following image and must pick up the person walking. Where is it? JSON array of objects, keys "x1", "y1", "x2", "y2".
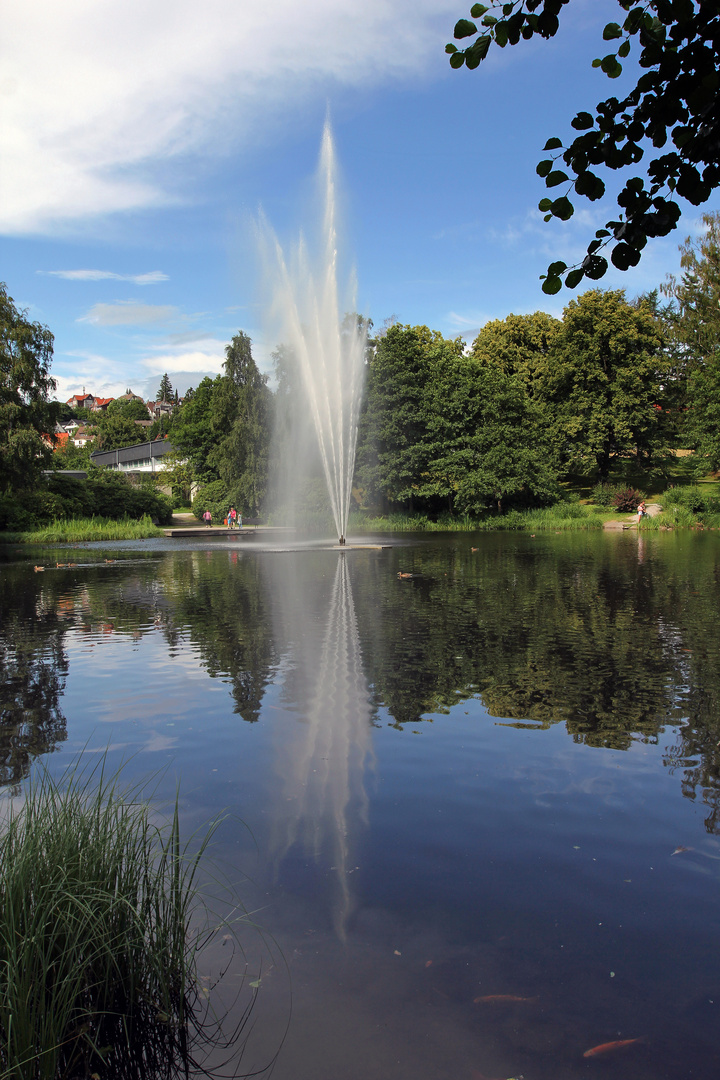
[
  {"x1": 228, "y1": 506, "x2": 237, "y2": 529},
  {"x1": 203, "y1": 510, "x2": 212, "y2": 527},
  {"x1": 637, "y1": 500, "x2": 646, "y2": 526}
]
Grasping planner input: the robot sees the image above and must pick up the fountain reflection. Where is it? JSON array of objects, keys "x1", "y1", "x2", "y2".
[{"x1": 267, "y1": 553, "x2": 373, "y2": 939}]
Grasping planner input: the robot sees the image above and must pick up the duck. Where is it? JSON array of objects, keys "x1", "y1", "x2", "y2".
[
  {"x1": 397, "y1": 571, "x2": 413, "y2": 579},
  {"x1": 33, "y1": 565, "x2": 44, "y2": 572}
]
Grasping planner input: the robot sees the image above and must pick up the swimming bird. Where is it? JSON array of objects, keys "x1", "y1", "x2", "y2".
[{"x1": 34, "y1": 565, "x2": 44, "y2": 572}]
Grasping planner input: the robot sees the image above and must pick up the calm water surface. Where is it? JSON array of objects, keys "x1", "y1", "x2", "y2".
[{"x1": 1, "y1": 530, "x2": 719, "y2": 1079}]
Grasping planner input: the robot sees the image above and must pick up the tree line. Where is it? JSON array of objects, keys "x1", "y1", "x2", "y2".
[{"x1": 2, "y1": 213, "x2": 720, "y2": 527}]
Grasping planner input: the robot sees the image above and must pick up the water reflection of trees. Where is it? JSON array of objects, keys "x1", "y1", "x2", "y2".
[
  {"x1": 72, "y1": 553, "x2": 278, "y2": 724},
  {"x1": 0, "y1": 568, "x2": 68, "y2": 790},
  {"x1": 2, "y1": 536, "x2": 719, "y2": 829},
  {"x1": 351, "y1": 536, "x2": 720, "y2": 829}
]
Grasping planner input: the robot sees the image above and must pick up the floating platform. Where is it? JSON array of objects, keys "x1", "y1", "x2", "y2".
[{"x1": 163, "y1": 526, "x2": 292, "y2": 538}]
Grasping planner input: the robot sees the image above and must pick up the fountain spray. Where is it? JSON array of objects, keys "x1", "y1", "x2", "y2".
[{"x1": 259, "y1": 122, "x2": 367, "y2": 543}]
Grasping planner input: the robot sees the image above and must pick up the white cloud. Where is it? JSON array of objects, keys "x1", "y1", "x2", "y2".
[
  {"x1": 39, "y1": 269, "x2": 168, "y2": 284},
  {"x1": 1, "y1": 0, "x2": 458, "y2": 235},
  {"x1": 79, "y1": 302, "x2": 178, "y2": 326},
  {"x1": 141, "y1": 349, "x2": 225, "y2": 376}
]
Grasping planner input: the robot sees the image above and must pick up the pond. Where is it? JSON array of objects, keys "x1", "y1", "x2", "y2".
[{"x1": 1, "y1": 530, "x2": 719, "y2": 1080}]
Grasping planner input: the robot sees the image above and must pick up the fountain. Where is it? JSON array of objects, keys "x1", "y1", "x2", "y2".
[{"x1": 259, "y1": 121, "x2": 367, "y2": 543}]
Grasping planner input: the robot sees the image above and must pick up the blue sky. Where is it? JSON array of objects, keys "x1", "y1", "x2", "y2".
[{"x1": 3, "y1": 0, "x2": 717, "y2": 404}]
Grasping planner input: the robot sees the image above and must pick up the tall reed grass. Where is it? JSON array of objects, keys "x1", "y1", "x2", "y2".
[
  {"x1": 0, "y1": 761, "x2": 234, "y2": 1080},
  {"x1": 13, "y1": 515, "x2": 165, "y2": 544}
]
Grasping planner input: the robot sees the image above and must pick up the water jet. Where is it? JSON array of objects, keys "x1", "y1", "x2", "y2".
[{"x1": 260, "y1": 121, "x2": 367, "y2": 542}]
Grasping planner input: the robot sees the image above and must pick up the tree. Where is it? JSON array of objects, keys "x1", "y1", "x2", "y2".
[
  {"x1": 157, "y1": 373, "x2": 173, "y2": 402},
  {"x1": 0, "y1": 283, "x2": 59, "y2": 493},
  {"x1": 663, "y1": 212, "x2": 720, "y2": 469},
  {"x1": 663, "y1": 211, "x2": 720, "y2": 360},
  {"x1": 425, "y1": 352, "x2": 560, "y2": 513},
  {"x1": 448, "y1": 1, "x2": 720, "y2": 293},
  {"x1": 105, "y1": 397, "x2": 149, "y2": 422},
  {"x1": 169, "y1": 376, "x2": 224, "y2": 483},
  {"x1": 541, "y1": 288, "x2": 669, "y2": 477},
  {"x1": 356, "y1": 325, "x2": 453, "y2": 508},
  {"x1": 356, "y1": 324, "x2": 559, "y2": 513},
  {"x1": 211, "y1": 332, "x2": 272, "y2": 515},
  {"x1": 88, "y1": 397, "x2": 149, "y2": 451},
  {"x1": 470, "y1": 311, "x2": 562, "y2": 398}
]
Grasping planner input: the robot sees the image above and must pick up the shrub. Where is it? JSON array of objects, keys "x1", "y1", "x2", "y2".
[
  {"x1": 43, "y1": 470, "x2": 173, "y2": 525},
  {"x1": 192, "y1": 479, "x2": 230, "y2": 523},
  {"x1": 0, "y1": 493, "x2": 34, "y2": 531},
  {"x1": 591, "y1": 482, "x2": 616, "y2": 508},
  {"x1": 662, "y1": 485, "x2": 720, "y2": 515},
  {"x1": 611, "y1": 487, "x2": 644, "y2": 513}
]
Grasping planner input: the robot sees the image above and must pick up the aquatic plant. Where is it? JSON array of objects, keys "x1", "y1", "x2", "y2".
[
  {"x1": 12, "y1": 515, "x2": 165, "y2": 543},
  {"x1": 0, "y1": 761, "x2": 246, "y2": 1080}
]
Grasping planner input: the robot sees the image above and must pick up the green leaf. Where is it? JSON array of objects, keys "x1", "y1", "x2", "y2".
[
  {"x1": 495, "y1": 25, "x2": 508, "y2": 47},
  {"x1": 449, "y1": 52, "x2": 465, "y2": 68},
  {"x1": 542, "y1": 276, "x2": 563, "y2": 295},
  {"x1": 536, "y1": 160, "x2": 553, "y2": 177},
  {"x1": 571, "y1": 111, "x2": 594, "y2": 131},
  {"x1": 548, "y1": 260, "x2": 568, "y2": 276},
  {"x1": 603, "y1": 22, "x2": 623, "y2": 40},
  {"x1": 592, "y1": 57, "x2": 602, "y2": 68},
  {"x1": 551, "y1": 196, "x2": 574, "y2": 220},
  {"x1": 618, "y1": 40, "x2": 630, "y2": 57},
  {"x1": 543, "y1": 137, "x2": 563, "y2": 151},
  {"x1": 445, "y1": 43, "x2": 459, "y2": 54},
  {"x1": 538, "y1": 197, "x2": 553, "y2": 211},
  {"x1": 546, "y1": 170, "x2": 569, "y2": 187},
  {"x1": 454, "y1": 18, "x2": 478, "y2": 39},
  {"x1": 582, "y1": 254, "x2": 608, "y2": 280},
  {"x1": 465, "y1": 35, "x2": 491, "y2": 66},
  {"x1": 482, "y1": 15, "x2": 498, "y2": 27},
  {"x1": 470, "y1": 3, "x2": 488, "y2": 15},
  {"x1": 565, "y1": 268, "x2": 585, "y2": 289},
  {"x1": 600, "y1": 54, "x2": 622, "y2": 78},
  {"x1": 611, "y1": 242, "x2": 641, "y2": 270},
  {"x1": 575, "y1": 170, "x2": 605, "y2": 200}
]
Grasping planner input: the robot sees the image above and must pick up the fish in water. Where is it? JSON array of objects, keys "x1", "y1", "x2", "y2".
[
  {"x1": 474, "y1": 994, "x2": 537, "y2": 1005},
  {"x1": 583, "y1": 1037, "x2": 643, "y2": 1058},
  {"x1": 471, "y1": 1071, "x2": 523, "y2": 1080}
]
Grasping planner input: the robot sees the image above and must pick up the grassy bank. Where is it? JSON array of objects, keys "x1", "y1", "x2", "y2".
[
  {"x1": 350, "y1": 504, "x2": 604, "y2": 533},
  {"x1": 0, "y1": 762, "x2": 230, "y2": 1080},
  {"x1": 6, "y1": 514, "x2": 166, "y2": 544}
]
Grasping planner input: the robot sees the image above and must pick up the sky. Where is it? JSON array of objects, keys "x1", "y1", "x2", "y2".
[{"x1": 2, "y1": 0, "x2": 717, "y2": 404}]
